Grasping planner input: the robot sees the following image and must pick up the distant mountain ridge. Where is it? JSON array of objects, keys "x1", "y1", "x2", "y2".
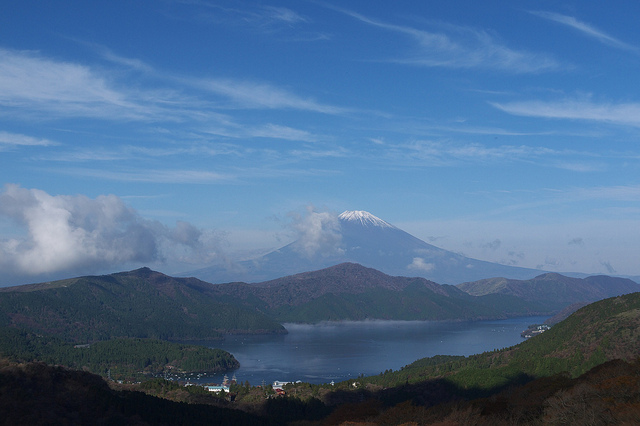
[
  {"x1": 203, "y1": 263, "x2": 621, "y2": 323},
  {"x1": 0, "y1": 263, "x2": 549, "y2": 339},
  {"x1": 207, "y1": 262, "x2": 527, "y2": 322},
  {"x1": 1, "y1": 264, "x2": 636, "y2": 340},
  {"x1": 186, "y1": 210, "x2": 545, "y2": 284},
  {"x1": 257, "y1": 262, "x2": 450, "y2": 298},
  {"x1": 457, "y1": 272, "x2": 639, "y2": 311}
]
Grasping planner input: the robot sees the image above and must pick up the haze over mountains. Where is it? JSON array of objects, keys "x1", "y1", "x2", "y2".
[{"x1": 187, "y1": 210, "x2": 546, "y2": 284}]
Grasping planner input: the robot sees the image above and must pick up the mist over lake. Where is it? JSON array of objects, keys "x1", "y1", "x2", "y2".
[{"x1": 189, "y1": 316, "x2": 548, "y2": 386}]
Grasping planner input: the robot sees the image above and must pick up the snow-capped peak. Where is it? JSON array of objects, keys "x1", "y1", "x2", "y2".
[{"x1": 338, "y1": 211, "x2": 396, "y2": 229}]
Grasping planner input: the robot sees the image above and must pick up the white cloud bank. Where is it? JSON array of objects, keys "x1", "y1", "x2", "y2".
[
  {"x1": 289, "y1": 205, "x2": 344, "y2": 258},
  {"x1": 0, "y1": 184, "x2": 221, "y2": 284}
]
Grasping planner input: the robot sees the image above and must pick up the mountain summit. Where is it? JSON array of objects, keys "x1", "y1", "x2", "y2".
[
  {"x1": 338, "y1": 210, "x2": 396, "y2": 229},
  {"x1": 185, "y1": 210, "x2": 544, "y2": 284}
]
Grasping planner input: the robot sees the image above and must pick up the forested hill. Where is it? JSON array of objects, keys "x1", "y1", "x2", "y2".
[
  {"x1": 207, "y1": 262, "x2": 550, "y2": 322},
  {"x1": 366, "y1": 291, "x2": 640, "y2": 391},
  {"x1": 0, "y1": 267, "x2": 285, "y2": 341},
  {"x1": 457, "y1": 272, "x2": 638, "y2": 311},
  {"x1": 0, "y1": 330, "x2": 239, "y2": 382}
]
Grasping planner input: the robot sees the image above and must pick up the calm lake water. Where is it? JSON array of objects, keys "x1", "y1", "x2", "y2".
[{"x1": 187, "y1": 316, "x2": 548, "y2": 386}]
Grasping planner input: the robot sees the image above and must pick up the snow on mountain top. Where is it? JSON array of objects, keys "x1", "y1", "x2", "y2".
[{"x1": 338, "y1": 211, "x2": 396, "y2": 229}]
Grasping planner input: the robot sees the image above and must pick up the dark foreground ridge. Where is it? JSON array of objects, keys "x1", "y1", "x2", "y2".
[{"x1": 0, "y1": 360, "x2": 273, "y2": 426}]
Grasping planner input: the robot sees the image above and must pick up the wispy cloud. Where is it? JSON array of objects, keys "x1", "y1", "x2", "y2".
[
  {"x1": 169, "y1": 1, "x2": 328, "y2": 40},
  {"x1": 0, "y1": 131, "x2": 59, "y2": 147},
  {"x1": 247, "y1": 124, "x2": 318, "y2": 142},
  {"x1": 0, "y1": 48, "x2": 193, "y2": 121},
  {"x1": 50, "y1": 161, "x2": 339, "y2": 183},
  {"x1": 181, "y1": 1, "x2": 308, "y2": 26},
  {"x1": 261, "y1": 6, "x2": 308, "y2": 24},
  {"x1": 484, "y1": 184, "x2": 640, "y2": 217},
  {"x1": 195, "y1": 77, "x2": 350, "y2": 114},
  {"x1": 289, "y1": 146, "x2": 349, "y2": 160},
  {"x1": 552, "y1": 161, "x2": 606, "y2": 173},
  {"x1": 54, "y1": 168, "x2": 234, "y2": 184},
  {"x1": 364, "y1": 138, "x2": 617, "y2": 173},
  {"x1": 491, "y1": 97, "x2": 640, "y2": 127},
  {"x1": 531, "y1": 11, "x2": 638, "y2": 52},
  {"x1": 93, "y1": 46, "x2": 155, "y2": 73},
  {"x1": 37, "y1": 131, "x2": 346, "y2": 175},
  {"x1": 380, "y1": 140, "x2": 570, "y2": 167},
  {"x1": 0, "y1": 47, "x2": 349, "y2": 125},
  {"x1": 326, "y1": 5, "x2": 559, "y2": 73},
  {"x1": 92, "y1": 42, "x2": 351, "y2": 116},
  {"x1": 428, "y1": 124, "x2": 557, "y2": 137},
  {"x1": 573, "y1": 184, "x2": 640, "y2": 202},
  {"x1": 200, "y1": 120, "x2": 321, "y2": 142},
  {"x1": 37, "y1": 144, "x2": 199, "y2": 163}
]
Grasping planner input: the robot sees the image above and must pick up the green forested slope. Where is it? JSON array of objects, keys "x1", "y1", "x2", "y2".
[
  {"x1": 263, "y1": 293, "x2": 640, "y2": 424},
  {"x1": 363, "y1": 291, "x2": 640, "y2": 391},
  {"x1": 0, "y1": 267, "x2": 285, "y2": 341},
  {"x1": 210, "y1": 263, "x2": 551, "y2": 322},
  {"x1": 0, "y1": 327, "x2": 239, "y2": 380}
]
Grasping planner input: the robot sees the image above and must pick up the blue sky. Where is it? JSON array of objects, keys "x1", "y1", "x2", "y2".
[{"x1": 1, "y1": 0, "x2": 640, "y2": 285}]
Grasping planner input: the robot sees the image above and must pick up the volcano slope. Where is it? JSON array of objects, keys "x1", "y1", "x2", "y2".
[{"x1": 186, "y1": 210, "x2": 543, "y2": 284}]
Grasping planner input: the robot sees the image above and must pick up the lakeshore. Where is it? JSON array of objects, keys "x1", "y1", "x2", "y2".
[{"x1": 185, "y1": 316, "x2": 548, "y2": 386}]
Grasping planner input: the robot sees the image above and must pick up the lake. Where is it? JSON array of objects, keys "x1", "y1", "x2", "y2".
[{"x1": 186, "y1": 316, "x2": 548, "y2": 386}]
